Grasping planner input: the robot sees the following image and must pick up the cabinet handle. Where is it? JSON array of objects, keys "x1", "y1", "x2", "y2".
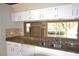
[
  {"x1": 11, "y1": 47, "x2": 13, "y2": 52},
  {"x1": 55, "y1": 8, "x2": 57, "y2": 11},
  {"x1": 77, "y1": 9, "x2": 79, "y2": 16},
  {"x1": 72, "y1": 9, "x2": 73, "y2": 16},
  {"x1": 11, "y1": 48, "x2": 14, "y2": 52},
  {"x1": 76, "y1": 9, "x2": 78, "y2": 16},
  {"x1": 55, "y1": 8, "x2": 58, "y2": 17},
  {"x1": 19, "y1": 16, "x2": 21, "y2": 20}
]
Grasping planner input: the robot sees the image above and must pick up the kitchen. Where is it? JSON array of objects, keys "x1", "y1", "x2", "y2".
[{"x1": 0, "y1": 3, "x2": 79, "y2": 56}]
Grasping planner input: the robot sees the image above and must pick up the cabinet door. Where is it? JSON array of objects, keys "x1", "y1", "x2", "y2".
[
  {"x1": 6, "y1": 41, "x2": 13, "y2": 56},
  {"x1": 12, "y1": 12, "x2": 21, "y2": 21},
  {"x1": 11, "y1": 42, "x2": 22, "y2": 56},
  {"x1": 35, "y1": 46, "x2": 79, "y2": 56},
  {"x1": 30, "y1": 9, "x2": 41, "y2": 21},
  {"x1": 57, "y1": 4, "x2": 72, "y2": 19},
  {"x1": 40, "y1": 7, "x2": 56, "y2": 20},
  {"x1": 21, "y1": 44, "x2": 35, "y2": 56},
  {"x1": 20, "y1": 11, "x2": 30, "y2": 21},
  {"x1": 35, "y1": 46, "x2": 66, "y2": 56},
  {"x1": 72, "y1": 4, "x2": 79, "y2": 19},
  {"x1": 6, "y1": 41, "x2": 22, "y2": 56},
  {"x1": 35, "y1": 46, "x2": 60, "y2": 56},
  {"x1": 12, "y1": 11, "x2": 30, "y2": 21},
  {"x1": 35, "y1": 46, "x2": 50, "y2": 56}
]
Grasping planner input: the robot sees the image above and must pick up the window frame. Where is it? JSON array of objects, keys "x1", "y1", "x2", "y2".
[{"x1": 47, "y1": 20, "x2": 79, "y2": 39}]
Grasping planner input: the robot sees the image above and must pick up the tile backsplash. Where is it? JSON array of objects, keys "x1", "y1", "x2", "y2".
[{"x1": 6, "y1": 28, "x2": 23, "y2": 37}]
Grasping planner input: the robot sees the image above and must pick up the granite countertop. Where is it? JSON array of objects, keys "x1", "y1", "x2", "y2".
[{"x1": 6, "y1": 36, "x2": 79, "y2": 54}]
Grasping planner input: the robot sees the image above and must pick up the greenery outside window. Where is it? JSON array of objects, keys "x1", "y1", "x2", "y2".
[{"x1": 47, "y1": 21, "x2": 78, "y2": 39}]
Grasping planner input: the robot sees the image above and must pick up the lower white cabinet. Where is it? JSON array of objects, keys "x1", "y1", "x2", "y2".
[
  {"x1": 35, "y1": 46, "x2": 52, "y2": 56},
  {"x1": 21, "y1": 44, "x2": 35, "y2": 56},
  {"x1": 6, "y1": 41, "x2": 35, "y2": 56},
  {"x1": 6, "y1": 41, "x2": 79, "y2": 56},
  {"x1": 6, "y1": 41, "x2": 22, "y2": 56},
  {"x1": 35, "y1": 46, "x2": 63, "y2": 56},
  {"x1": 35, "y1": 46, "x2": 79, "y2": 56}
]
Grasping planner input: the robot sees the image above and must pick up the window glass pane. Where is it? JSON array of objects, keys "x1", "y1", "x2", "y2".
[
  {"x1": 47, "y1": 22, "x2": 78, "y2": 39},
  {"x1": 66, "y1": 22, "x2": 78, "y2": 39},
  {"x1": 26, "y1": 23, "x2": 31, "y2": 32},
  {"x1": 48, "y1": 23, "x2": 57, "y2": 37},
  {"x1": 26, "y1": 23, "x2": 30, "y2": 28},
  {"x1": 56, "y1": 22, "x2": 67, "y2": 37}
]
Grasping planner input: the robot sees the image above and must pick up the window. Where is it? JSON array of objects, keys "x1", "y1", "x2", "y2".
[
  {"x1": 26, "y1": 23, "x2": 31, "y2": 33},
  {"x1": 47, "y1": 21, "x2": 78, "y2": 39}
]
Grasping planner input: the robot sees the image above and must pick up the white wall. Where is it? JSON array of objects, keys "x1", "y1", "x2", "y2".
[{"x1": 0, "y1": 4, "x2": 24, "y2": 56}]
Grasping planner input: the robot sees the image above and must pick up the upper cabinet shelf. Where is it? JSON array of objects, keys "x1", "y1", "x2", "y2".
[{"x1": 12, "y1": 4, "x2": 79, "y2": 21}]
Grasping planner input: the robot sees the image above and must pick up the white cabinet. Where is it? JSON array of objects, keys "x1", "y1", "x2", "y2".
[
  {"x1": 26, "y1": 8, "x2": 56, "y2": 21},
  {"x1": 21, "y1": 44, "x2": 35, "y2": 56},
  {"x1": 56, "y1": 4, "x2": 72, "y2": 19},
  {"x1": 40, "y1": 7, "x2": 56, "y2": 20},
  {"x1": 35, "y1": 46, "x2": 52, "y2": 56},
  {"x1": 30, "y1": 9, "x2": 41, "y2": 21},
  {"x1": 39, "y1": 4, "x2": 72, "y2": 20},
  {"x1": 6, "y1": 41, "x2": 22, "y2": 56},
  {"x1": 6, "y1": 41, "x2": 35, "y2": 56},
  {"x1": 6, "y1": 41, "x2": 79, "y2": 56},
  {"x1": 35, "y1": 46, "x2": 79, "y2": 56},
  {"x1": 12, "y1": 4, "x2": 79, "y2": 21},
  {"x1": 12, "y1": 11, "x2": 30, "y2": 21},
  {"x1": 20, "y1": 11, "x2": 31, "y2": 21},
  {"x1": 35, "y1": 46, "x2": 63, "y2": 56},
  {"x1": 12, "y1": 12, "x2": 20, "y2": 21},
  {"x1": 72, "y1": 4, "x2": 79, "y2": 19},
  {"x1": 30, "y1": 8, "x2": 56, "y2": 21}
]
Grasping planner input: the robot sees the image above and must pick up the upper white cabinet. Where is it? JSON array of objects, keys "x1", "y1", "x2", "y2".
[
  {"x1": 12, "y1": 11, "x2": 31, "y2": 21},
  {"x1": 30, "y1": 7, "x2": 56, "y2": 21},
  {"x1": 20, "y1": 11, "x2": 31, "y2": 21},
  {"x1": 72, "y1": 4, "x2": 79, "y2": 19},
  {"x1": 39, "y1": 4, "x2": 72, "y2": 20},
  {"x1": 12, "y1": 12, "x2": 20, "y2": 21},
  {"x1": 56, "y1": 4, "x2": 72, "y2": 19},
  {"x1": 12, "y1": 4, "x2": 79, "y2": 21},
  {"x1": 30, "y1": 9, "x2": 41, "y2": 21},
  {"x1": 39, "y1": 7, "x2": 56, "y2": 20}
]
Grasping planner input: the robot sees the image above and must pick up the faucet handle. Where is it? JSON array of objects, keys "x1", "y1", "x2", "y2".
[{"x1": 40, "y1": 42, "x2": 45, "y2": 46}]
